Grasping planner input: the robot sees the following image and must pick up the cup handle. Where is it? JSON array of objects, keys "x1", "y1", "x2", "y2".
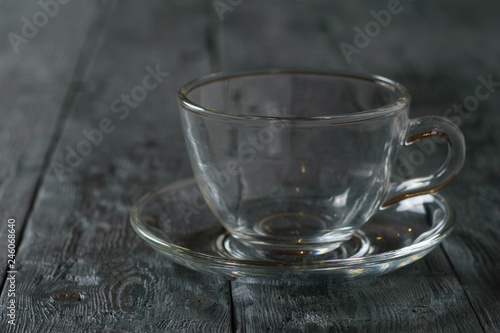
[{"x1": 383, "y1": 116, "x2": 466, "y2": 207}]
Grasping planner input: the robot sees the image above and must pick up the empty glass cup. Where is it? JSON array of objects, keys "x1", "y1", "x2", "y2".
[{"x1": 177, "y1": 70, "x2": 465, "y2": 259}]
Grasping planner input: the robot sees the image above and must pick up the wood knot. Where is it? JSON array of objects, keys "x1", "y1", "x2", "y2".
[
  {"x1": 184, "y1": 297, "x2": 215, "y2": 311},
  {"x1": 51, "y1": 291, "x2": 81, "y2": 304}
]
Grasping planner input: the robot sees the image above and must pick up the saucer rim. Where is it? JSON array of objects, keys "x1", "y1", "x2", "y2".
[{"x1": 130, "y1": 178, "x2": 455, "y2": 272}]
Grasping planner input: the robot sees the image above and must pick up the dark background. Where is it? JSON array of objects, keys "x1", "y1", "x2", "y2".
[{"x1": 0, "y1": 0, "x2": 499, "y2": 331}]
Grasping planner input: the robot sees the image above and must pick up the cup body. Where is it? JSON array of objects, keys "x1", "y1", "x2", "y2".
[{"x1": 178, "y1": 70, "x2": 411, "y2": 253}]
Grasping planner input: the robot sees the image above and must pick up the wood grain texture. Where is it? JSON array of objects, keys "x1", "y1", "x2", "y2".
[
  {"x1": 0, "y1": 0, "x2": 499, "y2": 331},
  {"x1": 0, "y1": 0, "x2": 231, "y2": 332},
  {"x1": 0, "y1": 0, "x2": 96, "y2": 283},
  {"x1": 412, "y1": 2, "x2": 500, "y2": 330},
  {"x1": 231, "y1": 250, "x2": 482, "y2": 332},
  {"x1": 440, "y1": 110, "x2": 500, "y2": 331}
]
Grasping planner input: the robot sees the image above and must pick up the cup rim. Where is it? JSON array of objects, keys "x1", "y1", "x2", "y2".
[{"x1": 177, "y1": 69, "x2": 411, "y2": 123}]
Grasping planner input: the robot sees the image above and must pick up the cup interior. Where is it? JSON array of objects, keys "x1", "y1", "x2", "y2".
[{"x1": 177, "y1": 70, "x2": 412, "y2": 259}]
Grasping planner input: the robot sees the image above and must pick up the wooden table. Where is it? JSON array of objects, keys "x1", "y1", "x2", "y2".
[{"x1": 1, "y1": 1, "x2": 499, "y2": 331}]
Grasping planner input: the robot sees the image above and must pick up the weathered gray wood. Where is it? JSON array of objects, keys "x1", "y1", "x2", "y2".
[
  {"x1": 440, "y1": 104, "x2": 500, "y2": 331},
  {"x1": 208, "y1": 0, "x2": 350, "y2": 72},
  {"x1": 232, "y1": 250, "x2": 482, "y2": 332},
  {"x1": 0, "y1": 0, "x2": 231, "y2": 332},
  {"x1": 0, "y1": 0, "x2": 97, "y2": 283},
  {"x1": 408, "y1": 1, "x2": 500, "y2": 330},
  {"x1": 0, "y1": 0, "x2": 499, "y2": 331}
]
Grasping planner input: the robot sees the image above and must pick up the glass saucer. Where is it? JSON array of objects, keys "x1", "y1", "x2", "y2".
[{"x1": 130, "y1": 179, "x2": 455, "y2": 284}]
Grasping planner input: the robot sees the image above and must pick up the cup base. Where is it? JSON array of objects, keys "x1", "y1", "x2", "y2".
[
  {"x1": 214, "y1": 231, "x2": 372, "y2": 262},
  {"x1": 255, "y1": 211, "x2": 330, "y2": 238}
]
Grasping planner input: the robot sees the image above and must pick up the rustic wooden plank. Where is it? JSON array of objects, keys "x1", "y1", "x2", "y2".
[
  {"x1": 0, "y1": 0, "x2": 97, "y2": 283},
  {"x1": 441, "y1": 187, "x2": 500, "y2": 333},
  {"x1": 208, "y1": 0, "x2": 350, "y2": 72},
  {"x1": 314, "y1": 0, "x2": 472, "y2": 116},
  {"x1": 0, "y1": 0, "x2": 95, "y2": 85},
  {"x1": 404, "y1": 1, "x2": 500, "y2": 330},
  {"x1": 367, "y1": 6, "x2": 500, "y2": 327},
  {"x1": 0, "y1": 0, "x2": 232, "y2": 331},
  {"x1": 232, "y1": 250, "x2": 482, "y2": 332},
  {"x1": 209, "y1": 0, "x2": 491, "y2": 331},
  {"x1": 0, "y1": 0, "x2": 497, "y2": 331}
]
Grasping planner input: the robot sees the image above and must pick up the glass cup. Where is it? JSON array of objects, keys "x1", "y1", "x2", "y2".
[{"x1": 177, "y1": 70, "x2": 465, "y2": 259}]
